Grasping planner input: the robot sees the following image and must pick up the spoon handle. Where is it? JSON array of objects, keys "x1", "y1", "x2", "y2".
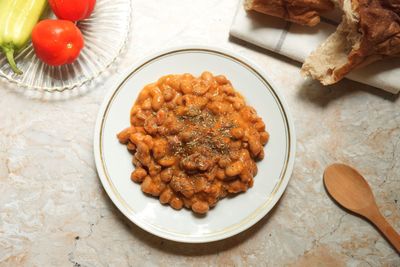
[{"x1": 368, "y1": 210, "x2": 400, "y2": 253}]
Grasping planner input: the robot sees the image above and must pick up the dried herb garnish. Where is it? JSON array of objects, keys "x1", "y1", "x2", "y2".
[{"x1": 172, "y1": 107, "x2": 233, "y2": 157}]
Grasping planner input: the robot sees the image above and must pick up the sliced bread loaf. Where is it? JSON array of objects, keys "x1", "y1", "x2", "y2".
[
  {"x1": 244, "y1": 0, "x2": 334, "y2": 26},
  {"x1": 302, "y1": 0, "x2": 400, "y2": 85}
]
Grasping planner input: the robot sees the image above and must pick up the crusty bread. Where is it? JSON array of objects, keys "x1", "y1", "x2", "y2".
[
  {"x1": 244, "y1": 0, "x2": 334, "y2": 26},
  {"x1": 302, "y1": 0, "x2": 400, "y2": 85}
]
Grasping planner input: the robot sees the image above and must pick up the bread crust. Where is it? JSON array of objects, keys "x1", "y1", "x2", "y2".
[
  {"x1": 244, "y1": 0, "x2": 334, "y2": 26},
  {"x1": 302, "y1": 0, "x2": 400, "y2": 84}
]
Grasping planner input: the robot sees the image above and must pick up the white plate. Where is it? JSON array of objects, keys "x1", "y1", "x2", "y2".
[{"x1": 94, "y1": 46, "x2": 296, "y2": 243}]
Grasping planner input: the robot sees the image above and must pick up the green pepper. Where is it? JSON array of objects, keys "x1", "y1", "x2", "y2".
[{"x1": 0, "y1": 0, "x2": 47, "y2": 75}]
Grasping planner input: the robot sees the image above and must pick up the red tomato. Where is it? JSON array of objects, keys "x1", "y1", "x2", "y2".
[
  {"x1": 49, "y1": 0, "x2": 96, "y2": 21},
  {"x1": 32, "y1": 20, "x2": 84, "y2": 66}
]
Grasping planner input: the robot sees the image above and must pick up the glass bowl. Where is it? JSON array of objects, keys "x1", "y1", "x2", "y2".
[{"x1": 0, "y1": 0, "x2": 132, "y2": 98}]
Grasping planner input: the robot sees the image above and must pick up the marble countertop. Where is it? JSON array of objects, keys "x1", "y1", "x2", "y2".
[{"x1": 0, "y1": 0, "x2": 399, "y2": 266}]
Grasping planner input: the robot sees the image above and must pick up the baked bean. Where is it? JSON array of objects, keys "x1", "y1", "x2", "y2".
[
  {"x1": 255, "y1": 121, "x2": 265, "y2": 132},
  {"x1": 222, "y1": 136, "x2": 231, "y2": 145},
  {"x1": 249, "y1": 137, "x2": 262, "y2": 156},
  {"x1": 207, "y1": 181, "x2": 223, "y2": 198},
  {"x1": 166, "y1": 76, "x2": 181, "y2": 90},
  {"x1": 157, "y1": 76, "x2": 168, "y2": 86},
  {"x1": 242, "y1": 132, "x2": 249, "y2": 142},
  {"x1": 180, "y1": 80, "x2": 193, "y2": 94},
  {"x1": 160, "y1": 168, "x2": 173, "y2": 182},
  {"x1": 170, "y1": 176, "x2": 194, "y2": 198},
  {"x1": 182, "y1": 95, "x2": 208, "y2": 108},
  {"x1": 210, "y1": 94, "x2": 224, "y2": 102},
  {"x1": 230, "y1": 141, "x2": 242, "y2": 150},
  {"x1": 165, "y1": 102, "x2": 174, "y2": 110},
  {"x1": 240, "y1": 107, "x2": 258, "y2": 122},
  {"x1": 250, "y1": 160, "x2": 258, "y2": 176},
  {"x1": 205, "y1": 166, "x2": 218, "y2": 181},
  {"x1": 182, "y1": 73, "x2": 194, "y2": 79},
  {"x1": 143, "y1": 135, "x2": 154, "y2": 150},
  {"x1": 179, "y1": 131, "x2": 193, "y2": 142},
  {"x1": 171, "y1": 92, "x2": 181, "y2": 104},
  {"x1": 140, "y1": 176, "x2": 152, "y2": 191},
  {"x1": 130, "y1": 116, "x2": 141, "y2": 126},
  {"x1": 226, "y1": 96, "x2": 245, "y2": 110},
  {"x1": 227, "y1": 180, "x2": 247, "y2": 193},
  {"x1": 239, "y1": 170, "x2": 252, "y2": 183},
  {"x1": 138, "y1": 87, "x2": 151, "y2": 102},
  {"x1": 129, "y1": 132, "x2": 145, "y2": 144},
  {"x1": 231, "y1": 127, "x2": 244, "y2": 139},
  {"x1": 257, "y1": 149, "x2": 265, "y2": 160},
  {"x1": 226, "y1": 96, "x2": 238, "y2": 103},
  {"x1": 174, "y1": 105, "x2": 187, "y2": 115},
  {"x1": 159, "y1": 187, "x2": 173, "y2": 204},
  {"x1": 127, "y1": 142, "x2": 136, "y2": 152},
  {"x1": 225, "y1": 161, "x2": 244, "y2": 177},
  {"x1": 170, "y1": 197, "x2": 183, "y2": 210},
  {"x1": 221, "y1": 84, "x2": 235, "y2": 95},
  {"x1": 134, "y1": 109, "x2": 146, "y2": 121},
  {"x1": 166, "y1": 118, "x2": 184, "y2": 134},
  {"x1": 158, "y1": 156, "x2": 176, "y2": 167},
  {"x1": 141, "y1": 98, "x2": 152, "y2": 110},
  {"x1": 131, "y1": 105, "x2": 140, "y2": 115},
  {"x1": 204, "y1": 92, "x2": 214, "y2": 100},
  {"x1": 153, "y1": 139, "x2": 168, "y2": 159},
  {"x1": 192, "y1": 201, "x2": 209, "y2": 214},
  {"x1": 118, "y1": 72, "x2": 269, "y2": 214},
  {"x1": 181, "y1": 153, "x2": 210, "y2": 171},
  {"x1": 135, "y1": 127, "x2": 146, "y2": 134},
  {"x1": 207, "y1": 101, "x2": 229, "y2": 114},
  {"x1": 156, "y1": 109, "x2": 167, "y2": 125},
  {"x1": 151, "y1": 94, "x2": 164, "y2": 111},
  {"x1": 239, "y1": 149, "x2": 251, "y2": 161},
  {"x1": 193, "y1": 176, "x2": 208, "y2": 192},
  {"x1": 144, "y1": 116, "x2": 158, "y2": 135},
  {"x1": 233, "y1": 101, "x2": 244, "y2": 110},
  {"x1": 181, "y1": 157, "x2": 197, "y2": 171},
  {"x1": 162, "y1": 86, "x2": 175, "y2": 101},
  {"x1": 182, "y1": 197, "x2": 193, "y2": 208},
  {"x1": 141, "y1": 176, "x2": 162, "y2": 196},
  {"x1": 132, "y1": 157, "x2": 142, "y2": 168},
  {"x1": 216, "y1": 168, "x2": 226, "y2": 180},
  {"x1": 260, "y1": 132, "x2": 270, "y2": 145},
  {"x1": 218, "y1": 157, "x2": 231, "y2": 168},
  {"x1": 208, "y1": 197, "x2": 218, "y2": 207},
  {"x1": 229, "y1": 150, "x2": 241, "y2": 161},
  {"x1": 193, "y1": 81, "x2": 210, "y2": 96},
  {"x1": 181, "y1": 95, "x2": 192, "y2": 106},
  {"x1": 148, "y1": 162, "x2": 162, "y2": 176},
  {"x1": 157, "y1": 126, "x2": 168, "y2": 136},
  {"x1": 200, "y1": 97, "x2": 211, "y2": 108},
  {"x1": 215, "y1": 75, "x2": 228, "y2": 85},
  {"x1": 131, "y1": 168, "x2": 147, "y2": 183},
  {"x1": 248, "y1": 178, "x2": 254, "y2": 188},
  {"x1": 136, "y1": 142, "x2": 151, "y2": 166},
  {"x1": 165, "y1": 121, "x2": 179, "y2": 135},
  {"x1": 117, "y1": 127, "x2": 135, "y2": 144},
  {"x1": 201, "y1": 71, "x2": 213, "y2": 81}
]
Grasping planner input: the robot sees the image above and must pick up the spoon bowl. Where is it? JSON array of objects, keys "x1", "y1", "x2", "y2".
[{"x1": 324, "y1": 163, "x2": 376, "y2": 215}]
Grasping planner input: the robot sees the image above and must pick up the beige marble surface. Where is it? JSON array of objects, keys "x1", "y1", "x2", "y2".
[{"x1": 0, "y1": 0, "x2": 399, "y2": 266}]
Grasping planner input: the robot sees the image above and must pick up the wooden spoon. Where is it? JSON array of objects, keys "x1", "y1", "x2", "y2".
[{"x1": 324, "y1": 163, "x2": 400, "y2": 253}]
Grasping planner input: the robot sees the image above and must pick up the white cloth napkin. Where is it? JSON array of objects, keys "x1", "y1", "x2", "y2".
[{"x1": 230, "y1": 0, "x2": 400, "y2": 94}]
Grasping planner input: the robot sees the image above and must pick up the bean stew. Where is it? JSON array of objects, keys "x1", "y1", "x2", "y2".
[{"x1": 117, "y1": 72, "x2": 269, "y2": 214}]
